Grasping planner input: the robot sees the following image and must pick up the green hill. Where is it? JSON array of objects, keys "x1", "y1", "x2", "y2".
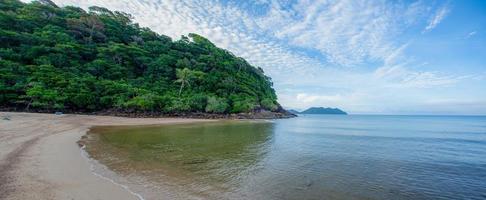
[{"x1": 0, "y1": 0, "x2": 292, "y2": 118}]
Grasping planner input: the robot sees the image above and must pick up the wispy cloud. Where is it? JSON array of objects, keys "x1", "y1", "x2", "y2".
[
  {"x1": 423, "y1": 4, "x2": 450, "y2": 32},
  {"x1": 374, "y1": 66, "x2": 464, "y2": 88},
  {"x1": 278, "y1": 64, "x2": 465, "y2": 112},
  {"x1": 255, "y1": 0, "x2": 421, "y2": 66},
  {"x1": 466, "y1": 31, "x2": 477, "y2": 38}
]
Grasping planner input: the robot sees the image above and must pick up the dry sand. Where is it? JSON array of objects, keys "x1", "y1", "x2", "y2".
[{"x1": 0, "y1": 112, "x2": 212, "y2": 200}]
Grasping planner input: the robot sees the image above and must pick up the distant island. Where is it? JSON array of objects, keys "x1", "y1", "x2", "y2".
[{"x1": 291, "y1": 107, "x2": 348, "y2": 115}]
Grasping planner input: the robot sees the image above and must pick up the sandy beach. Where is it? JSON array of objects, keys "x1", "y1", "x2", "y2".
[{"x1": 0, "y1": 112, "x2": 212, "y2": 200}]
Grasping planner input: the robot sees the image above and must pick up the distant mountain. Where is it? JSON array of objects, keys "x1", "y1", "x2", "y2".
[
  {"x1": 288, "y1": 109, "x2": 301, "y2": 114},
  {"x1": 300, "y1": 107, "x2": 347, "y2": 115}
]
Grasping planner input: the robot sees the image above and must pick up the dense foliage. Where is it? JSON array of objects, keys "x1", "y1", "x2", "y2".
[{"x1": 0, "y1": 0, "x2": 280, "y2": 114}]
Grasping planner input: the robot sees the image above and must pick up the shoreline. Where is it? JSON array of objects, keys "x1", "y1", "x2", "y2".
[
  {"x1": 79, "y1": 145, "x2": 145, "y2": 200},
  {"x1": 0, "y1": 108, "x2": 297, "y2": 120},
  {"x1": 0, "y1": 112, "x2": 213, "y2": 200}
]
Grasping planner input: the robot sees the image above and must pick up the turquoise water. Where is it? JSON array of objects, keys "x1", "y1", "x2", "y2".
[{"x1": 88, "y1": 115, "x2": 486, "y2": 200}]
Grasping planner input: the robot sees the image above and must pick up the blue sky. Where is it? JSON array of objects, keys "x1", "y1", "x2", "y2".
[{"x1": 39, "y1": 0, "x2": 486, "y2": 115}]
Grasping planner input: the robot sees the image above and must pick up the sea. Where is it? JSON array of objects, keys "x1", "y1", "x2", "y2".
[{"x1": 85, "y1": 114, "x2": 486, "y2": 200}]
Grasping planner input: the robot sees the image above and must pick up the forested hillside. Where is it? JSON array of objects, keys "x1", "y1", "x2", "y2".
[{"x1": 0, "y1": 0, "x2": 290, "y2": 117}]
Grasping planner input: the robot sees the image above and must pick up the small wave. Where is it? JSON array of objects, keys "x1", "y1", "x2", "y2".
[{"x1": 80, "y1": 145, "x2": 145, "y2": 200}]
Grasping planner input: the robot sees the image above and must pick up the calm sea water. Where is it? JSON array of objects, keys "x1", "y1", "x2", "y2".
[{"x1": 86, "y1": 115, "x2": 486, "y2": 200}]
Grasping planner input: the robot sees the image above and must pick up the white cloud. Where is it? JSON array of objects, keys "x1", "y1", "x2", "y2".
[
  {"x1": 373, "y1": 66, "x2": 462, "y2": 88},
  {"x1": 423, "y1": 5, "x2": 450, "y2": 32},
  {"x1": 256, "y1": 0, "x2": 417, "y2": 66},
  {"x1": 278, "y1": 64, "x2": 464, "y2": 112},
  {"x1": 466, "y1": 31, "x2": 477, "y2": 38},
  {"x1": 296, "y1": 93, "x2": 343, "y2": 104}
]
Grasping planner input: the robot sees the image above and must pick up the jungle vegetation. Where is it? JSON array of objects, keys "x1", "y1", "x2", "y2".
[{"x1": 0, "y1": 0, "x2": 281, "y2": 114}]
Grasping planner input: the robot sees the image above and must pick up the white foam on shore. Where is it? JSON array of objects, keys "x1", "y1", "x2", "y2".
[{"x1": 80, "y1": 145, "x2": 145, "y2": 200}]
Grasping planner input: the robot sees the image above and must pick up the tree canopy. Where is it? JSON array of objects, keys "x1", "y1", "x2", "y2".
[{"x1": 0, "y1": 0, "x2": 282, "y2": 114}]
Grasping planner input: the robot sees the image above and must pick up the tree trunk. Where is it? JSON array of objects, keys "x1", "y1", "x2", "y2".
[
  {"x1": 178, "y1": 82, "x2": 184, "y2": 96},
  {"x1": 25, "y1": 99, "x2": 33, "y2": 111}
]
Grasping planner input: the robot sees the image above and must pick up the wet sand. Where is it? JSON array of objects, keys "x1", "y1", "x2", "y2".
[{"x1": 0, "y1": 112, "x2": 212, "y2": 200}]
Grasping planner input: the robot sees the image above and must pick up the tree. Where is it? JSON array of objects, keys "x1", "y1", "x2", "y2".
[
  {"x1": 261, "y1": 98, "x2": 278, "y2": 111},
  {"x1": 67, "y1": 15, "x2": 105, "y2": 43},
  {"x1": 24, "y1": 83, "x2": 64, "y2": 110},
  {"x1": 174, "y1": 68, "x2": 205, "y2": 96},
  {"x1": 205, "y1": 96, "x2": 228, "y2": 113}
]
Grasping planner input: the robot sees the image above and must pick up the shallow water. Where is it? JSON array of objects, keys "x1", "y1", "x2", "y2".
[{"x1": 86, "y1": 115, "x2": 486, "y2": 200}]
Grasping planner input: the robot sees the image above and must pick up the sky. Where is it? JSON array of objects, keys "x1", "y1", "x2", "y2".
[{"x1": 33, "y1": 0, "x2": 486, "y2": 115}]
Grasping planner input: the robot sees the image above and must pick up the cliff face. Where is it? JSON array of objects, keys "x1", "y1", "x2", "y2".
[{"x1": 0, "y1": 0, "x2": 292, "y2": 118}]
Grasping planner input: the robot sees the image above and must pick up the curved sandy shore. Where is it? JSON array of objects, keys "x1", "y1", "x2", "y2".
[{"x1": 0, "y1": 112, "x2": 212, "y2": 200}]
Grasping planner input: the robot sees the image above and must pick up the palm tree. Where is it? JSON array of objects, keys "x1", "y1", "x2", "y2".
[{"x1": 175, "y1": 68, "x2": 205, "y2": 96}]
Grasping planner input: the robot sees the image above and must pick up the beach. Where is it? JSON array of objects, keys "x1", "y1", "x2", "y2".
[{"x1": 0, "y1": 112, "x2": 211, "y2": 200}]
